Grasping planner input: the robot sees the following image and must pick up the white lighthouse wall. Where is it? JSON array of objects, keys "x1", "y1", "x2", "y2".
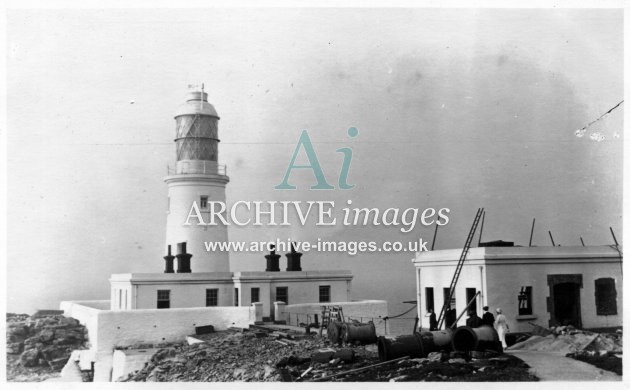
[{"x1": 165, "y1": 177, "x2": 230, "y2": 273}]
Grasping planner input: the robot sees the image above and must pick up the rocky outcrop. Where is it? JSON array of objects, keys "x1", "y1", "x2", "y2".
[{"x1": 6, "y1": 313, "x2": 88, "y2": 382}]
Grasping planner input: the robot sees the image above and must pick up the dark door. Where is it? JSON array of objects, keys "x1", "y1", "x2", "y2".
[{"x1": 552, "y1": 282, "x2": 582, "y2": 327}]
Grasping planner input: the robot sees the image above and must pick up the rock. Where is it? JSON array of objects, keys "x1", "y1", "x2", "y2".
[
  {"x1": 8, "y1": 323, "x2": 30, "y2": 338},
  {"x1": 23, "y1": 336, "x2": 42, "y2": 348},
  {"x1": 427, "y1": 352, "x2": 442, "y2": 362},
  {"x1": 52, "y1": 328, "x2": 84, "y2": 345},
  {"x1": 277, "y1": 368, "x2": 293, "y2": 382},
  {"x1": 49, "y1": 357, "x2": 69, "y2": 370},
  {"x1": 7, "y1": 313, "x2": 30, "y2": 323},
  {"x1": 7, "y1": 341, "x2": 24, "y2": 354},
  {"x1": 20, "y1": 349, "x2": 41, "y2": 367},
  {"x1": 232, "y1": 368, "x2": 246, "y2": 379},
  {"x1": 333, "y1": 348, "x2": 355, "y2": 363},
  {"x1": 263, "y1": 364, "x2": 275, "y2": 379},
  {"x1": 312, "y1": 350, "x2": 335, "y2": 363},
  {"x1": 40, "y1": 329, "x2": 55, "y2": 342}
]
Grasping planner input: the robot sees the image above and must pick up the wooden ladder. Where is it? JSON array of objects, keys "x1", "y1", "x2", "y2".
[
  {"x1": 320, "y1": 305, "x2": 345, "y2": 335},
  {"x1": 436, "y1": 208, "x2": 485, "y2": 329}
]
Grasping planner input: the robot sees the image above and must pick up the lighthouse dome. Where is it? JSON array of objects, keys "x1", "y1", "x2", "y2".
[{"x1": 174, "y1": 91, "x2": 219, "y2": 118}]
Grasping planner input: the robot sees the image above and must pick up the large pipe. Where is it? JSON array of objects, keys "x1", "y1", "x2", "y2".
[
  {"x1": 451, "y1": 326, "x2": 502, "y2": 352},
  {"x1": 327, "y1": 321, "x2": 342, "y2": 345},
  {"x1": 377, "y1": 329, "x2": 453, "y2": 361},
  {"x1": 342, "y1": 322, "x2": 377, "y2": 344},
  {"x1": 378, "y1": 334, "x2": 424, "y2": 361},
  {"x1": 418, "y1": 329, "x2": 453, "y2": 352}
]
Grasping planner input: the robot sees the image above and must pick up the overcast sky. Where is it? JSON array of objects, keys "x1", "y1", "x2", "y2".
[{"x1": 6, "y1": 8, "x2": 623, "y2": 315}]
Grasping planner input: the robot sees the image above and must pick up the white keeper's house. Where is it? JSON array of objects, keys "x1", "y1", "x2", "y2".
[{"x1": 413, "y1": 243, "x2": 622, "y2": 332}]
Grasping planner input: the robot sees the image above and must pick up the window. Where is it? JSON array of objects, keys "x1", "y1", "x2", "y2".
[
  {"x1": 251, "y1": 287, "x2": 260, "y2": 303},
  {"x1": 319, "y1": 285, "x2": 331, "y2": 303},
  {"x1": 443, "y1": 287, "x2": 455, "y2": 309},
  {"x1": 234, "y1": 288, "x2": 239, "y2": 306},
  {"x1": 466, "y1": 288, "x2": 477, "y2": 315},
  {"x1": 595, "y1": 278, "x2": 617, "y2": 315},
  {"x1": 200, "y1": 196, "x2": 208, "y2": 209},
  {"x1": 157, "y1": 290, "x2": 170, "y2": 309},
  {"x1": 425, "y1": 287, "x2": 434, "y2": 312},
  {"x1": 518, "y1": 286, "x2": 533, "y2": 315},
  {"x1": 206, "y1": 289, "x2": 218, "y2": 307},
  {"x1": 276, "y1": 287, "x2": 288, "y2": 304}
]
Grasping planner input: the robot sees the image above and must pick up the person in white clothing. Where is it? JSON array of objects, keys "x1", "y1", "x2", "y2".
[{"x1": 495, "y1": 308, "x2": 510, "y2": 348}]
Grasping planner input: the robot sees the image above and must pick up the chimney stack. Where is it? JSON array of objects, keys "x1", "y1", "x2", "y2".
[
  {"x1": 176, "y1": 242, "x2": 192, "y2": 273},
  {"x1": 163, "y1": 245, "x2": 175, "y2": 273},
  {"x1": 285, "y1": 242, "x2": 302, "y2": 271},
  {"x1": 265, "y1": 245, "x2": 281, "y2": 272}
]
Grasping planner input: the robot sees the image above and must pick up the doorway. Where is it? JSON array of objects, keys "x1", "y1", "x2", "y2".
[
  {"x1": 553, "y1": 283, "x2": 581, "y2": 327},
  {"x1": 547, "y1": 274, "x2": 583, "y2": 328}
]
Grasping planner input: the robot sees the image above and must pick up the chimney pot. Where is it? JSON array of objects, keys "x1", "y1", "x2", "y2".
[
  {"x1": 265, "y1": 245, "x2": 281, "y2": 272},
  {"x1": 176, "y1": 242, "x2": 192, "y2": 273},
  {"x1": 164, "y1": 245, "x2": 175, "y2": 273},
  {"x1": 285, "y1": 242, "x2": 303, "y2": 271}
]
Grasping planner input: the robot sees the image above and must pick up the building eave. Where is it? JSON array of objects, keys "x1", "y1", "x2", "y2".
[{"x1": 413, "y1": 245, "x2": 622, "y2": 267}]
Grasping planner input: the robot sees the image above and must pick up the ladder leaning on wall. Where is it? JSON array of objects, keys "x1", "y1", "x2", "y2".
[
  {"x1": 436, "y1": 208, "x2": 485, "y2": 329},
  {"x1": 320, "y1": 305, "x2": 345, "y2": 336}
]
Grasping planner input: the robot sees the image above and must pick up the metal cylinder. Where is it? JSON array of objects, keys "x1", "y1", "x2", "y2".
[
  {"x1": 327, "y1": 321, "x2": 342, "y2": 344},
  {"x1": 342, "y1": 322, "x2": 377, "y2": 344},
  {"x1": 377, "y1": 334, "x2": 424, "y2": 361},
  {"x1": 418, "y1": 329, "x2": 453, "y2": 353},
  {"x1": 452, "y1": 326, "x2": 501, "y2": 352}
]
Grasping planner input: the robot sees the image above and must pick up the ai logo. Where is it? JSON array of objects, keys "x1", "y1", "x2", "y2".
[{"x1": 275, "y1": 127, "x2": 358, "y2": 190}]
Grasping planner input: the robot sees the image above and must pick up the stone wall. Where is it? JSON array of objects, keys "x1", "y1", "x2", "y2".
[{"x1": 278, "y1": 300, "x2": 389, "y2": 335}]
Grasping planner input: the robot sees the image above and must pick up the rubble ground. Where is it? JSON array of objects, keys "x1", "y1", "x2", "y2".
[
  {"x1": 6, "y1": 312, "x2": 89, "y2": 382},
  {"x1": 566, "y1": 351, "x2": 622, "y2": 376},
  {"x1": 123, "y1": 327, "x2": 538, "y2": 382},
  {"x1": 508, "y1": 324, "x2": 622, "y2": 376}
]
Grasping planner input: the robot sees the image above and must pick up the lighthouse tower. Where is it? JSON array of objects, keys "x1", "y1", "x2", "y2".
[{"x1": 164, "y1": 86, "x2": 230, "y2": 273}]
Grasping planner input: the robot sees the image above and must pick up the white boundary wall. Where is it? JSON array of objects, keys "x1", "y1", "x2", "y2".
[
  {"x1": 278, "y1": 300, "x2": 388, "y2": 335},
  {"x1": 61, "y1": 300, "x2": 254, "y2": 381}
]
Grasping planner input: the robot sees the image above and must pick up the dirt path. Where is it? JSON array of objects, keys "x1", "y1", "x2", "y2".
[{"x1": 507, "y1": 350, "x2": 621, "y2": 381}]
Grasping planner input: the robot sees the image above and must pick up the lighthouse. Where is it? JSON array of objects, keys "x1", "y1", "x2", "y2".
[{"x1": 164, "y1": 85, "x2": 230, "y2": 273}]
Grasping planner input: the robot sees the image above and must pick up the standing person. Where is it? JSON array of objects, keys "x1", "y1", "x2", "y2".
[
  {"x1": 427, "y1": 309, "x2": 438, "y2": 331},
  {"x1": 495, "y1": 308, "x2": 510, "y2": 348},
  {"x1": 466, "y1": 311, "x2": 482, "y2": 328},
  {"x1": 444, "y1": 307, "x2": 457, "y2": 328},
  {"x1": 481, "y1": 306, "x2": 495, "y2": 327}
]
